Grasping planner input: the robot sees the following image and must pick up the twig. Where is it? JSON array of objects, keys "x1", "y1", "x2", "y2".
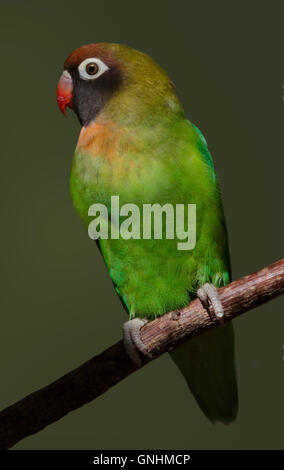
[{"x1": 0, "y1": 258, "x2": 283, "y2": 449}]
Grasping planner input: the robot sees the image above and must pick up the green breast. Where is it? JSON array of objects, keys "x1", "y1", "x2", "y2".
[{"x1": 70, "y1": 117, "x2": 230, "y2": 318}]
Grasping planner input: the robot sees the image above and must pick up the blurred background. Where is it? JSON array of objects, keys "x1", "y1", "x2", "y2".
[{"x1": 0, "y1": 0, "x2": 283, "y2": 449}]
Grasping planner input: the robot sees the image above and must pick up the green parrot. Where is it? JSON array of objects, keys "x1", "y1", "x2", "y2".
[{"x1": 57, "y1": 43, "x2": 238, "y2": 423}]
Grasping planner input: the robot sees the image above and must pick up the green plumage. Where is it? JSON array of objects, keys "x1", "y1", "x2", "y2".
[{"x1": 69, "y1": 43, "x2": 238, "y2": 423}]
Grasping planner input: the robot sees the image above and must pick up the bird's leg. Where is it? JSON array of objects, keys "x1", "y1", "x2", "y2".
[
  {"x1": 123, "y1": 318, "x2": 152, "y2": 366},
  {"x1": 197, "y1": 283, "x2": 224, "y2": 322}
]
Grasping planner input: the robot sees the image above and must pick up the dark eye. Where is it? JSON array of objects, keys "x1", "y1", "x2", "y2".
[
  {"x1": 86, "y1": 62, "x2": 99, "y2": 75},
  {"x1": 78, "y1": 58, "x2": 109, "y2": 80}
]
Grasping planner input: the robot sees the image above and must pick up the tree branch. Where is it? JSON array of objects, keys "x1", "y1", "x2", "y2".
[{"x1": 0, "y1": 258, "x2": 283, "y2": 449}]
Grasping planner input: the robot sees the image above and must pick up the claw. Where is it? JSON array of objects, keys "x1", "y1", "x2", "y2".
[
  {"x1": 123, "y1": 318, "x2": 152, "y2": 366},
  {"x1": 197, "y1": 283, "x2": 224, "y2": 322}
]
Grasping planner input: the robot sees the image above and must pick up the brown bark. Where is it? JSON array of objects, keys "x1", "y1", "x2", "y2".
[{"x1": 0, "y1": 258, "x2": 283, "y2": 450}]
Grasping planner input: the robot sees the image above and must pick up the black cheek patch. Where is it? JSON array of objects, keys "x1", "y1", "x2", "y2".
[{"x1": 71, "y1": 68, "x2": 122, "y2": 126}]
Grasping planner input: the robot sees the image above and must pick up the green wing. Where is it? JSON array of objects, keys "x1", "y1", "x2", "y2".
[{"x1": 70, "y1": 117, "x2": 238, "y2": 422}]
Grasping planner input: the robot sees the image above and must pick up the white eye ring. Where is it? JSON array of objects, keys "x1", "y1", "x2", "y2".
[{"x1": 78, "y1": 57, "x2": 109, "y2": 81}]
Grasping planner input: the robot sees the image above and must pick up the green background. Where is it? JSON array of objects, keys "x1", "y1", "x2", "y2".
[{"x1": 0, "y1": 0, "x2": 283, "y2": 449}]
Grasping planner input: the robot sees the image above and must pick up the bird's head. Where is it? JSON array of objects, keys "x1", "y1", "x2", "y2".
[{"x1": 57, "y1": 43, "x2": 182, "y2": 126}]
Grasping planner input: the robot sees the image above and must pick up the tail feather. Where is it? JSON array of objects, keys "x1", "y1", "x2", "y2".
[{"x1": 170, "y1": 322, "x2": 238, "y2": 423}]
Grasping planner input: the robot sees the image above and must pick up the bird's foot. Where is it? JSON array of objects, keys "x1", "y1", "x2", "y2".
[
  {"x1": 197, "y1": 283, "x2": 224, "y2": 323},
  {"x1": 123, "y1": 318, "x2": 152, "y2": 366}
]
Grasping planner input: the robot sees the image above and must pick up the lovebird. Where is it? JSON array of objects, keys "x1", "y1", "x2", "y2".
[{"x1": 57, "y1": 43, "x2": 238, "y2": 423}]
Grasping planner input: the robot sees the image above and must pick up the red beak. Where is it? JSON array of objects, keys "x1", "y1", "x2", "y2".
[{"x1": 57, "y1": 70, "x2": 73, "y2": 115}]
